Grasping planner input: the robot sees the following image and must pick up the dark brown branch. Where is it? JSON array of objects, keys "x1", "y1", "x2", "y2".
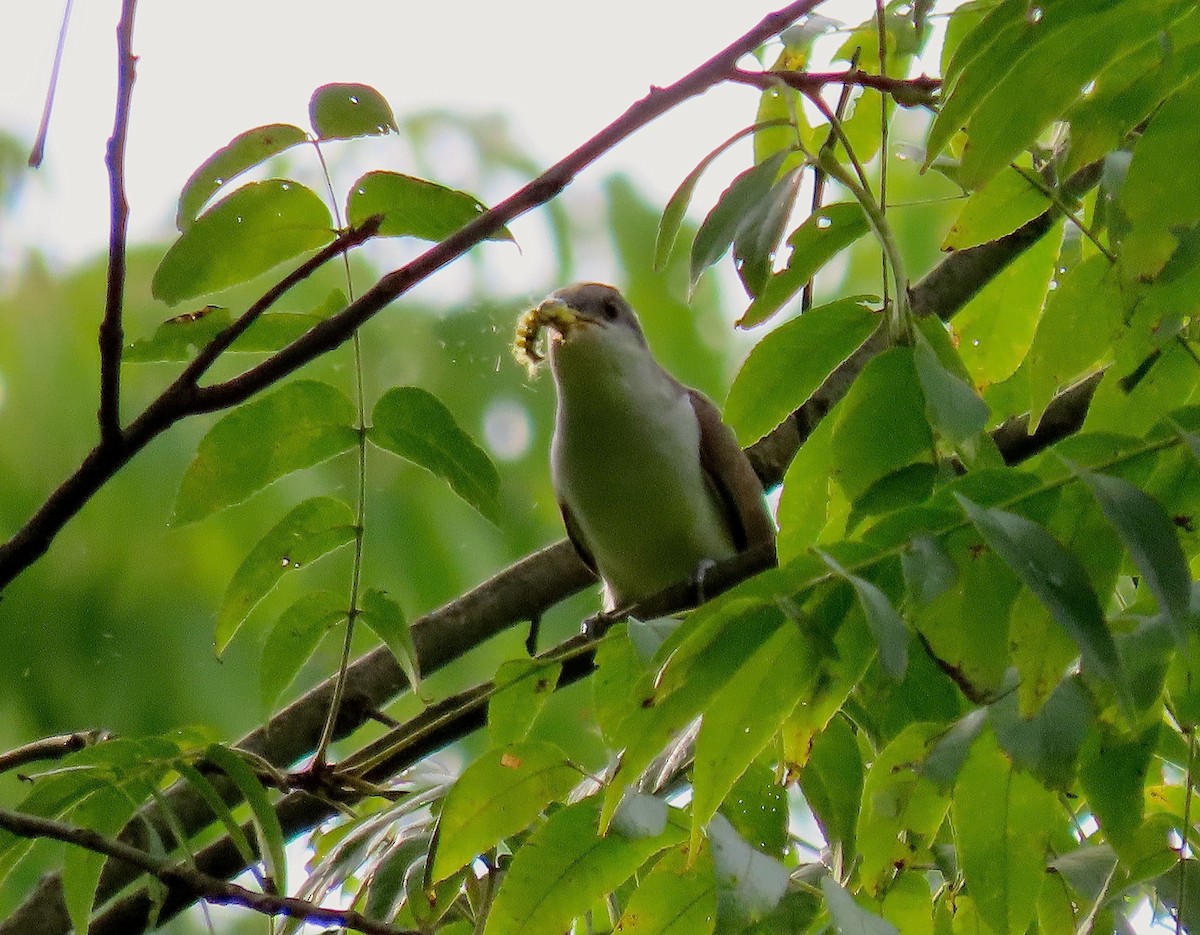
[
  {"x1": 0, "y1": 730, "x2": 109, "y2": 774},
  {"x1": 728, "y1": 67, "x2": 940, "y2": 105},
  {"x1": 98, "y1": 0, "x2": 139, "y2": 445},
  {"x1": 0, "y1": 809, "x2": 413, "y2": 935}
]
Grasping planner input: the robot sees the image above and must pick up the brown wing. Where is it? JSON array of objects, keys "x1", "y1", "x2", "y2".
[
  {"x1": 558, "y1": 500, "x2": 599, "y2": 575},
  {"x1": 687, "y1": 388, "x2": 776, "y2": 553}
]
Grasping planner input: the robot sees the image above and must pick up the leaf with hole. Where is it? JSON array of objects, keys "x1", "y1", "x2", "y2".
[
  {"x1": 153, "y1": 180, "x2": 334, "y2": 305},
  {"x1": 369, "y1": 386, "x2": 500, "y2": 520},
  {"x1": 309, "y1": 82, "x2": 396, "y2": 139},
  {"x1": 174, "y1": 380, "x2": 358, "y2": 525}
]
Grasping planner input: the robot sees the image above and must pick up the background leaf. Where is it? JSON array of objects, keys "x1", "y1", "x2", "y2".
[{"x1": 347, "y1": 170, "x2": 510, "y2": 242}]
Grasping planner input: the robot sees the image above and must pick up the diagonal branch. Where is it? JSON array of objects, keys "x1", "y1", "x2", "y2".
[
  {"x1": 0, "y1": 809, "x2": 414, "y2": 935},
  {"x1": 97, "y1": 0, "x2": 139, "y2": 445}
]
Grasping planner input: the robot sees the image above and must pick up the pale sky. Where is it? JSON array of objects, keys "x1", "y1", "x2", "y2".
[{"x1": 1, "y1": 0, "x2": 880, "y2": 281}]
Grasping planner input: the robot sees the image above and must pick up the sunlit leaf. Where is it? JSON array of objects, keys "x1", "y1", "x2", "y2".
[
  {"x1": 721, "y1": 762, "x2": 787, "y2": 857},
  {"x1": 614, "y1": 842, "x2": 717, "y2": 934},
  {"x1": 429, "y1": 741, "x2": 578, "y2": 884},
  {"x1": 955, "y1": 495, "x2": 1123, "y2": 691},
  {"x1": 690, "y1": 152, "x2": 787, "y2": 290},
  {"x1": 691, "y1": 621, "x2": 814, "y2": 847},
  {"x1": 725, "y1": 298, "x2": 879, "y2": 445},
  {"x1": 369, "y1": 386, "x2": 500, "y2": 519},
  {"x1": 953, "y1": 731, "x2": 1056, "y2": 935},
  {"x1": 943, "y1": 164, "x2": 1050, "y2": 251},
  {"x1": 483, "y1": 796, "x2": 685, "y2": 935},
  {"x1": 1026, "y1": 254, "x2": 1122, "y2": 427},
  {"x1": 309, "y1": 82, "x2": 397, "y2": 139},
  {"x1": 259, "y1": 591, "x2": 344, "y2": 712},
  {"x1": 153, "y1": 180, "x2": 334, "y2": 305},
  {"x1": 204, "y1": 744, "x2": 287, "y2": 894},
  {"x1": 346, "y1": 170, "x2": 510, "y2": 242},
  {"x1": 738, "y1": 202, "x2": 871, "y2": 328},
  {"x1": 176, "y1": 124, "x2": 308, "y2": 230},
  {"x1": 215, "y1": 497, "x2": 356, "y2": 655},
  {"x1": 173, "y1": 380, "x2": 358, "y2": 525},
  {"x1": 489, "y1": 658, "x2": 562, "y2": 747}
]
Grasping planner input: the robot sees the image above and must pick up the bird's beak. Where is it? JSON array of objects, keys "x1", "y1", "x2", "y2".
[{"x1": 535, "y1": 298, "x2": 583, "y2": 339}]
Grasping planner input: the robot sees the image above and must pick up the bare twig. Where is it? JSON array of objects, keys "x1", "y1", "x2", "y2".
[
  {"x1": 729, "y1": 67, "x2": 940, "y2": 103},
  {"x1": 0, "y1": 809, "x2": 414, "y2": 935},
  {"x1": 28, "y1": 0, "x2": 75, "y2": 168},
  {"x1": 0, "y1": 730, "x2": 109, "y2": 774},
  {"x1": 98, "y1": 0, "x2": 139, "y2": 445}
]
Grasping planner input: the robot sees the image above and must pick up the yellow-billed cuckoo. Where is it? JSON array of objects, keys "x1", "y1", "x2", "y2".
[{"x1": 516, "y1": 282, "x2": 775, "y2": 610}]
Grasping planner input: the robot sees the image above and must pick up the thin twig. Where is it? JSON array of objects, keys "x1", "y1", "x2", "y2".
[
  {"x1": 0, "y1": 808, "x2": 414, "y2": 935},
  {"x1": 98, "y1": 0, "x2": 139, "y2": 446},
  {"x1": 729, "y1": 67, "x2": 939, "y2": 103},
  {"x1": 874, "y1": 0, "x2": 890, "y2": 313},
  {"x1": 0, "y1": 730, "x2": 109, "y2": 774},
  {"x1": 28, "y1": 0, "x2": 75, "y2": 168}
]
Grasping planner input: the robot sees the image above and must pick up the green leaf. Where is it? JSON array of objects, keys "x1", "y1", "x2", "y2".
[
  {"x1": 215, "y1": 497, "x2": 356, "y2": 655},
  {"x1": 820, "y1": 552, "x2": 908, "y2": 679},
  {"x1": 955, "y1": 495, "x2": 1123, "y2": 690},
  {"x1": 914, "y1": 336, "x2": 990, "y2": 447},
  {"x1": 954, "y1": 223, "x2": 1062, "y2": 387},
  {"x1": 308, "y1": 82, "x2": 397, "y2": 139},
  {"x1": 691, "y1": 621, "x2": 814, "y2": 848},
  {"x1": 429, "y1": 741, "x2": 579, "y2": 884},
  {"x1": 655, "y1": 122, "x2": 784, "y2": 271},
  {"x1": 346, "y1": 170, "x2": 510, "y2": 242},
  {"x1": 64, "y1": 784, "x2": 140, "y2": 935},
  {"x1": 989, "y1": 675, "x2": 1093, "y2": 789},
  {"x1": 483, "y1": 796, "x2": 685, "y2": 935},
  {"x1": 943, "y1": 164, "x2": 1051, "y2": 251},
  {"x1": 956, "y1": 1, "x2": 1174, "y2": 189},
  {"x1": 798, "y1": 714, "x2": 864, "y2": 854},
  {"x1": 1026, "y1": 254, "x2": 1123, "y2": 427},
  {"x1": 174, "y1": 380, "x2": 358, "y2": 525},
  {"x1": 690, "y1": 152, "x2": 788, "y2": 289},
  {"x1": 832, "y1": 348, "x2": 934, "y2": 503},
  {"x1": 738, "y1": 202, "x2": 871, "y2": 328},
  {"x1": 173, "y1": 759, "x2": 259, "y2": 868},
  {"x1": 204, "y1": 744, "x2": 287, "y2": 894},
  {"x1": 153, "y1": 180, "x2": 334, "y2": 305},
  {"x1": 368, "y1": 386, "x2": 500, "y2": 519},
  {"x1": 489, "y1": 658, "x2": 562, "y2": 747},
  {"x1": 1074, "y1": 468, "x2": 1191, "y2": 631},
  {"x1": 733, "y1": 166, "x2": 803, "y2": 297},
  {"x1": 856, "y1": 724, "x2": 951, "y2": 892},
  {"x1": 259, "y1": 591, "x2": 344, "y2": 711},
  {"x1": 176, "y1": 124, "x2": 308, "y2": 230},
  {"x1": 1120, "y1": 77, "x2": 1200, "y2": 278},
  {"x1": 821, "y1": 876, "x2": 900, "y2": 935},
  {"x1": 953, "y1": 731, "x2": 1057, "y2": 935},
  {"x1": 359, "y1": 587, "x2": 419, "y2": 694},
  {"x1": 921, "y1": 709, "x2": 987, "y2": 790},
  {"x1": 1078, "y1": 722, "x2": 1159, "y2": 855},
  {"x1": 725, "y1": 298, "x2": 879, "y2": 445},
  {"x1": 776, "y1": 414, "x2": 838, "y2": 562},
  {"x1": 614, "y1": 841, "x2": 716, "y2": 935}
]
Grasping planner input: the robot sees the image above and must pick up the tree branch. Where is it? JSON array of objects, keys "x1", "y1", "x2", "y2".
[
  {"x1": 97, "y1": 0, "x2": 138, "y2": 445},
  {"x1": 728, "y1": 67, "x2": 940, "y2": 105},
  {"x1": 0, "y1": 809, "x2": 414, "y2": 935}
]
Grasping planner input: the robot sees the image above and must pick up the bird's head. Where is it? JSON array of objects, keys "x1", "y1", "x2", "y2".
[{"x1": 513, "y1": 283, "x2": 648, "y2": 377}]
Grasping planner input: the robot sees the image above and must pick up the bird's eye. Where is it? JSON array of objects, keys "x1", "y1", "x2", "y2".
[{"x1": 601, "y1": 299, "x2": 621, "y2": 321}]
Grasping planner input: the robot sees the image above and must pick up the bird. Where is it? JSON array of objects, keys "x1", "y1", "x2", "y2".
[{"x1": 515, "y1": 282, "x2": 775, "y2": 611}]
